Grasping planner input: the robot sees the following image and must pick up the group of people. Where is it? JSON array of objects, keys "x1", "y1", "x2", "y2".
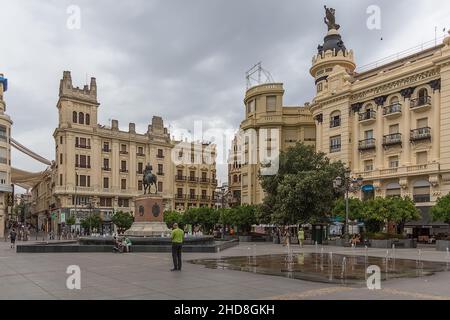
[{"x1": 113, "y1": 236, "x2": 132, "y2": 253}]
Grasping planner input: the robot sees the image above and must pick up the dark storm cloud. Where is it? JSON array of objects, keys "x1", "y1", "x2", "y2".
[{"x1": 0, "y1": 0, "x2": 449, "y2": 182}]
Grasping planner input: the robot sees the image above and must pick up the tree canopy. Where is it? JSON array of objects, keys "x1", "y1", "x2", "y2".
[
  {"x1": 111, "y1": 211, "x2": 134, "y2": 234},
  {"x1": 431, "y1": 193, "x2": 450, "y2": 223},
  {"x1": 259, "y1": 143, "x2": 346, "y2": 225}
]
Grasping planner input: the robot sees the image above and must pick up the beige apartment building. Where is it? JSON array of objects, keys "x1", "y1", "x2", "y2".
[
  {"x1": 239, "y1": 83, "x2": 316, "y2": 205},
  {"x1": 31, "y1": 71, "x2": 216, "y2": 233},
  {"x1": 310, "y1": 16, "x2": 450, "y2": 235},
  {"x1": 0, "y1": 74, "x2": 13, "y2": 238}
]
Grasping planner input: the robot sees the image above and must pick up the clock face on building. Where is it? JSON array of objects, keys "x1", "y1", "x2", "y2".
[
  {"x1": 139, "y1": 205, "x2": 145, "y2": 216},
  {"x1": 152, "y1": 203, "x2": 160, "y2": 217}
]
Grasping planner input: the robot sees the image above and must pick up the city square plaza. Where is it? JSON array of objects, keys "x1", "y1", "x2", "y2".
[{"x1": 0, "y1": 240, "x2": 449, "y2": 300}]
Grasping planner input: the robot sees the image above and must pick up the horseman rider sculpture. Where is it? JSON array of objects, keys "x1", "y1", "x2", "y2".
[{"x1": 143, "y1": 163, "x2": 158, "y2": 194}]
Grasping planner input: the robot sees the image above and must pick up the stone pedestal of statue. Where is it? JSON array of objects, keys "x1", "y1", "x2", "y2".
[{"x1": 124, "y1": 194, "x2": 170, "y2": 237}]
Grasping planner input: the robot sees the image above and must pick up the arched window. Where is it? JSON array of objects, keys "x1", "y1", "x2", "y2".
[
  {"x1": 72, "y1": 111, "x2": 77, "y2": 123},
  {"x1": 390, "y1": 96, "x2": 399, "y2": 105},
  {"x1": 418, "y1": 88, "x2": 428, "y2": 99},
  {"x1": 413, "y1": 180, "x2": 430, "y2": 203},
  {"x1": 233, "y1": 175, "x2": 238, "y2": 183},
  {"x1": 330, "y1": 111, "x2": 341, "y2": 128},
  {"x1": 86, "y1": 114, "x2": 90, "y2": 125},
  {"x1": 79, "y1": 112, "x2": 84, "y2": 124}
]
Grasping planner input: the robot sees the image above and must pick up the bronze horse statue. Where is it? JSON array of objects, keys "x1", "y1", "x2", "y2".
[{"x1": 143, "y1": 164, "x2": 158, "y2": 194}]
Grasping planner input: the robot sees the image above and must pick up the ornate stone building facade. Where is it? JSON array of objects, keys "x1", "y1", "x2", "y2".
[
  {"x1": 0, "y1": 73, "x2": 13, "y2": 238},
  {"x1": 238, "y1": 83, "x2": 316, "y2": 205},
  {"x1": 31, "y1": 71, "x2": 216, "y2": 233},
  {"x1": 310, "y1": 13, "x2": 450, "y2": 235},
  {"x1": 227, "y1": 135, "x2": 241, "y2": 207}
]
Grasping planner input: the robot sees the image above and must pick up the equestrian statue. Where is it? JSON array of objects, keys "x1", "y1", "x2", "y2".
[{"x1": 142, "y1": 163, "x2": 158, "y2": 195}]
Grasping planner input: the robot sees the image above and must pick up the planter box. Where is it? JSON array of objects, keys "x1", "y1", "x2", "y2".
[
  {"x1": 436, "y1": 240, "x2": 450, "y2": 252},
  {"x1": 370, "y1": 239, "x2": 392, "y2": 248},
  {"x1": 393, "y1": 239, "x2": 417, "y2": 249},
  {"x1": 238, "y1": 235, "x2": 252, "y2": 242}
]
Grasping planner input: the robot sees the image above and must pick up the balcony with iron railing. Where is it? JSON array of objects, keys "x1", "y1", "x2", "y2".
[
  {"x1": 176, "y1": 175, "x2": 187, "y2": 181},
  {"x1": 199, "y1": 195, "x2": 211, "y2": 201},
  {"x1": 136, "y1": 153, "x2": 145, "y2": 157},
  {"x1": 383, "y1": 103, "x2": 402, "y2": 118},
  {"x1": 330, "y1": 144, "x2": 341, "y2": 153},
  {"x1": 199, "y1": 177, "x2": 210, "y2": 183},
  {"x1": 413, "y1": 194, "x2": 431, "y2": 203},
  {"x1": 157, "y1": 171, "x2": 164, "y2": 176},
  {"x1": 75, "y1": 144, "x2": 91, "y2": 149},
  {"x1": 410, "y1": 96, "x2": 431, "y2": 111},
  {"x1": 383, "y1": 133, "x2": 402, "y2": 147},
  {"x1": 102, "y1": 147, "x2": 111, "y2": 152},
  {"x1": 359, "y1": 110, "x2": 376, "y2": 124},
  {"x1": 188, "y1": 176, "x2": 198, "y2": 182},
  {"x1": 410, "y1": 127, "x2": 431, "y2": 142},
  {"x1": 358, "y1": 138, "x2": 376, "y2": 151},
  {"x1": 120, "y1": 168, "x2": 128, "y2": 173},
  {"x1": 102, "y1": 167, "x2": 111, "y2": 171},
  {"x1": 119, "y1": 150, "x2": 128, "y2": 155},
  {"x1": 75, "y1": 163, "x2": 91, "y2": 169},
  {"x1": 330, "y1": 118, "x2": 341, "y2": 128}
]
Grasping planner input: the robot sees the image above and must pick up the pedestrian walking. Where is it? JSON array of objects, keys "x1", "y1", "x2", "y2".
[
  {"x1": 171, "y1": 223, "x2": 184, "y2": 271},
  {"x1": 9, "y1": 229, "x2": 17, "y2": 249}
]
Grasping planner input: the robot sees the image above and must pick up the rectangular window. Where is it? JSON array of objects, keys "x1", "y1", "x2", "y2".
[
  {"x1": 177, "y1": 188, "x2": 183, "y2": 197},
  {"x1": 121, "y1": 179, "x2": 126, "y2": 190},
  {"x1": 266, "y1": 96, "x2": 276, "y2": 112},
  {"x1": 59, "y1": 174, "x2": 63, "y2": 186},
  {"x1": 60, "y1": 153, "x2": 63, "y2": 165},
  {"x1": 138, "y1": 146, "x2": 144, "y2": 155},
  {"x1": 138, "y1": 162, "x2": 143, "y2": 174},
  {"x1": 158, "y1": 164, "x2": 163, "y2": 174},
  {"x1": 103, "y1": 177, "x2": 109, "y2": 189},
  {"x1": 60, "y1": 136, "x2": 63, "y2": 144},
  {"x1": 330, "y1": 135, "x2": 341, "y2": 153},
  {"x1": 99, "y1": 197, "x2": 113, "y2": 207},
  {"x1": 389, "y1": 156, "x2": 399, "y2": 168},
  {"x1": 364, "y1": 160, "x2": 374, "y2": 172},
  {"x1": 416, "y1": 151, "x2": 427, "y2": 165},
  {"x1": 121, "y1": 160, "x2": 127, "y2": 171},
  {"x1": 364, "y1": 130, "x2": 374, "y2": 140},
  {"x1": 138, "y1": 180, "x2": 143, "y2": 191},
  {"x1": 158, "y1": 181, "x2": 163, "y2": 192},
  {"x1": 103, "y1": 142, "x2": 110, "y2": 151},
  {"x1": 417, "y1": 118, "x2": 428, "y2": 128},
  {"x1": 190, "y1": 189, "x2": 196, "y2": 199},
  {"x1": 103, "y1": 158, "x2": 109, "y2": 169},
  {"x1": 389, "y1": 124, "x2": 399, "y2": 134},
  {"x1": 120, "y1": 144, "x2": 127, "y2": 153},
  {"x1": 247, "y1": 99, "x2": 255, "y2": 113},
  {"x1": 79, "y1": 175, "x2": 87, "y2": 187},
  {"x1": 0, "y1": 126, "x2": 7, "y2": 142},
  {"x1": 0, "y1": 171, "x2": 6, "y2": 185},
  {"x1": 157, "y1": 149, "x2": 164, "y2": 158}
]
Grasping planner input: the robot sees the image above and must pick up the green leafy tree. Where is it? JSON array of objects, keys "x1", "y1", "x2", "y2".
[
  {"x1": 332, "y1": 198, "x2": 364, "y2": 221},
  {"x1": 111, "y1": 211, "x2": 134, "y2": 234},
  {"x1": 80, "y1": 213, "x2": 102, "y2": 234},
  {"x1": 431, "y1": 193, "x2": 450, "y2": 223},
  {"x1": 363, "y1": 197, "x2": 420, "y2": 234},
  {"x1": 65, "y1": 216, "x2": 76, "y2": 226},
  {"x1": 163, "y1": 210, "x2": 184, "y2": 229},
  {"x1": 181, "y1": 207, "x2": 220, "y2": 234},
  {"x1": 259, "y1": 143, "x2": 346, "y2": 225},
  {"x1": 230, "y1": 205, "x2": 257, "y2": 235}
]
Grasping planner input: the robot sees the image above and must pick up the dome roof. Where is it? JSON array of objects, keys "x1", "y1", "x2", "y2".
[{"x1": 317, "y1": 32, "x2": 346, "y2": 55}]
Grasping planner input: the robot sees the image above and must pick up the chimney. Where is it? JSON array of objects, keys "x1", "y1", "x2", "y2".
[
  {"x1": 90, "y1": 77, "x2": 97, "y2": 97},
  {"x1": 129, "y1": 123, "x2": 136, "y2": 133},
  {"x1": 111, "y1": 119, "x2": 119, "y2": 131}
]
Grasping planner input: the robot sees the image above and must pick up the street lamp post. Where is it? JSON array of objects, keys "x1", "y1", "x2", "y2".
[{"x1": 333, "y1": 168, "x2": 363, "y2": 243}]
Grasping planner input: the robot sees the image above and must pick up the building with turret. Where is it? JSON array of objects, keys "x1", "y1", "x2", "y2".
[
  {"x1": 0, "y1": 73, "x2": 12, "y2": 238},
  {"x1": 238, "y1": 83, "x2": 316, "y2": 205},
  {"x1": 32, "y1": 71, "x2": 217, "y2": 234},
  {"x1": 310, "y1": 7, "x2": 450, "y2": 237}
]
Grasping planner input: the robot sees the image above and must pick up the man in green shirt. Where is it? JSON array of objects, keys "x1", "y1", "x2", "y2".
[
  {"x1": 298, "y1": 228, "x2": 305, "y2": 248},
  {"x1": 171, "y1": 223, "x2": 184, "y2": 271}
]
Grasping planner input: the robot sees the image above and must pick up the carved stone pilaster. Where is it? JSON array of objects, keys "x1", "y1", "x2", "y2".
[
  {"x1": 350, "y1": 103, "x2": 363, "y2": 114},
  {"x1": 400, "y1": 87, "x2": 415, "y2": 99},
  {"x1": 428, "y1": 79, "x2": 441, "y2": 92},
  {"x1": 314, "y1": 114, "x2": 323, "y2": 124},
  {"x1": 374, "y1": 95, "x2": 388, "y2": 106}
]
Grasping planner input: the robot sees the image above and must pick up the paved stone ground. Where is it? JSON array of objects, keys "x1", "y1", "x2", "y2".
[{"x1": 1, "y1": 239, "x2": 450, "y2": 300}]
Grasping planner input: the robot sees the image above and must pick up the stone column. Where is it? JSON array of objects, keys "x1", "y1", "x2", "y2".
[
  {"x1": 374, "y1": 96, "x2": 387, "y2": 170},
  {"x1": 401, "y1": 88, "x2": 415, "y2": 166},
  {"x1": 352, "y1": 110, "x2": 360, "y2": 172},
  {"x1": 430, "y1": 82, "x2": 441, "y2": 162}
]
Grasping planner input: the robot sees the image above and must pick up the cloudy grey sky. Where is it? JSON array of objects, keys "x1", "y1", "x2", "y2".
[{"x1": 1, "y1": 0, "x2": 449, "y2": 189}]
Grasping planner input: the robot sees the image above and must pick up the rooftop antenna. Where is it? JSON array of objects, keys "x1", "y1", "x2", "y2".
[{"x1": 245, "y1": 62, "x2": 274, "y2": 89}]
